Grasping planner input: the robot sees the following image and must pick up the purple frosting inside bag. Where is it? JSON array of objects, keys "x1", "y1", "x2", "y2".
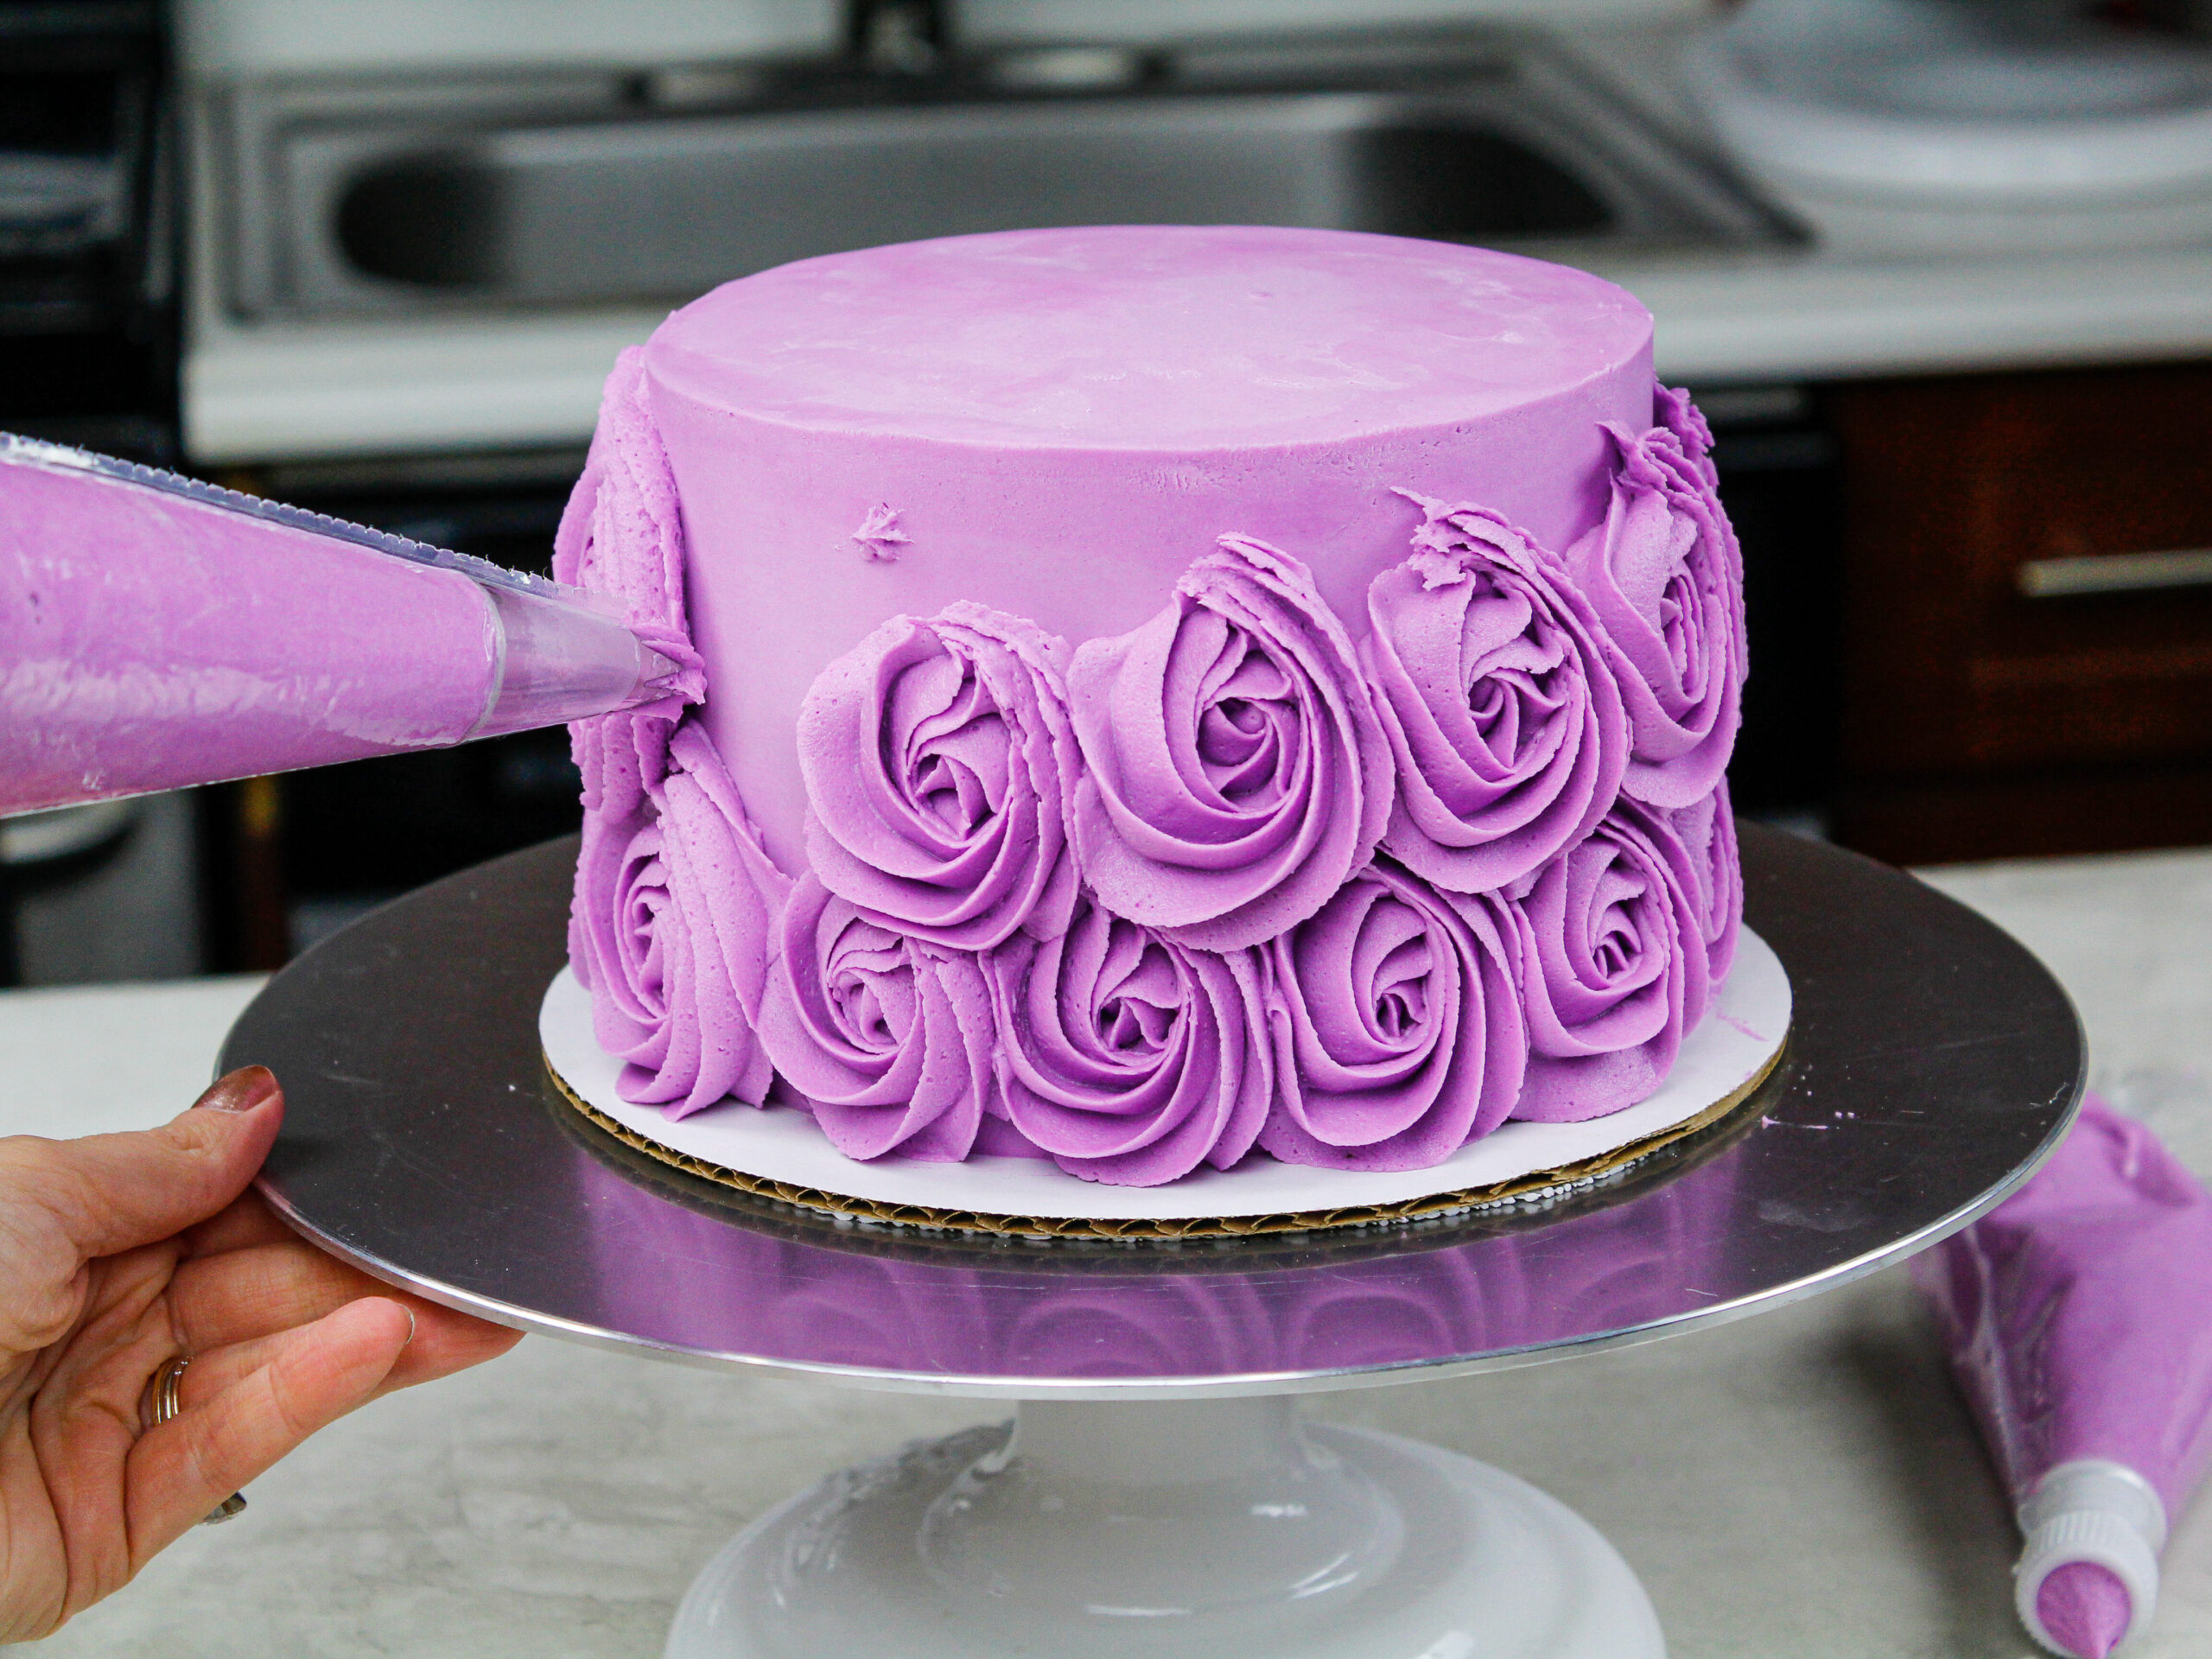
[
  {"x1": 1916, "y1": 1096, "x2": 2212, "y2": 1521},
  {"x1": 2038, "y1": 1562, "x2": 2130, "y2": 1659}
]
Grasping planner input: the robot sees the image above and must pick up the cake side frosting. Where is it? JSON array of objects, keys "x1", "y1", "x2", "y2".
[
  {"x1": 643, "y1": 225, "x2": 1656, "y2": 873},
  {"x1": 562, "y1": 226, "x2": 1746, "y2": 1188}
]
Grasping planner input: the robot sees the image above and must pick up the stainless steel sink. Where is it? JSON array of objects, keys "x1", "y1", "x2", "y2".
[{"x1": 213, "y1": 29, "x2": 1793, "y2": 319}]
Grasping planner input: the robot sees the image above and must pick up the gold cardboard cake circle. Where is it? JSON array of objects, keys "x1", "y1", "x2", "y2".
[{"x1": 542, "y1": 1036, "x2": 1787, "y2": 1242}]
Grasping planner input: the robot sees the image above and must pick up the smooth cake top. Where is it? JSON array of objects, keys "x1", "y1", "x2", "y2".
[{"x1": 645, "y1": 225, "x2": 1653, "y2": 450}]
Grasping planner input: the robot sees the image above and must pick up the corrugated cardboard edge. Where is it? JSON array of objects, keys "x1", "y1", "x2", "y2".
[{"x1": 542, "y1": 1036, "x2": 1786, "y2": 1242}]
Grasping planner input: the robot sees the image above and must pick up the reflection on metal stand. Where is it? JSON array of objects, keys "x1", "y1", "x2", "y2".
[{"x1": 229, "y1": 826, "x2": 2085, "y2": 1659}]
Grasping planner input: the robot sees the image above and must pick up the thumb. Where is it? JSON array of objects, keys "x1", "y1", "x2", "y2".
[{"x1": 2, "y1": 1067, "x2": 283, "y2": 1263}]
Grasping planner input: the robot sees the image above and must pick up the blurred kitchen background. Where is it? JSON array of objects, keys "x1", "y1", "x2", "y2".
[{"x1": 4, "y1": 0, "x2": 2211, "y2": 985}]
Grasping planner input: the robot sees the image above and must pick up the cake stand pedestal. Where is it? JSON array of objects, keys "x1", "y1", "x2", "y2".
[
  {"x1": 667, "y1": 1395, "x2": 1661, "y2": 1657},
  {"x1": 223, "y1": 825, "x2": 2083, "y2": 1659}
]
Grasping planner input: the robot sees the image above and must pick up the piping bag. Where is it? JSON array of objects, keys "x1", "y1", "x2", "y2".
[
  {"x1": 0, "y1": 433, "x2": 682, "y2": 816},
  {"x1": 1915, "y1": 1096, "x2": 2212, "y2": 1658}
]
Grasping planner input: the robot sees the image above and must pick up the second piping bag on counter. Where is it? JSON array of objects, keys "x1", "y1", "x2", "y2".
[
  {"x1": 0, "y1": 433, "x2": 690, "y2": 817},
  {"x1": 1916, "y1": 1096, "x2": 2212, "y2": 1659}
]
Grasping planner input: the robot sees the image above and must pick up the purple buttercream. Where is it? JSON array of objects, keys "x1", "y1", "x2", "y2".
[
  {"x1": 852, "y1": 502, "x2": 909, "y2": 563},
  {"x1": 553, "y1": 346, "x2": 707, "y2": 718},
  {"x1": 563, "y1": 244, "x2": 1755, "y2": 1185},
  {"x1": 1067, "y1": 534, "x2": 1395, "y2": 951},
  {"x1": 1363, "y1": 493, "x2": 1628, "y2": 894},
  {"x1": 2038, "y1": 1563, "x2": 2131, "y2": 1659},
  {"x1": 986, "y1": 892, "x2": 1273, "y2": 1185},
  {"x1": 1505, "y1": 801, "x2": 1709, "y2": 1123},
  {"x1": 0, "y1": 463, "x2": 504, "y2": 815},
  {"x1": 1917, "y1": 1099, "x2": 2212, "y2": 1659},
  {"x1": 1565, "y1": 390, "x2": 1745, "y2": 810},
  {"x1": 574, "y1": 721, "x2": 791, "y2": 1116},
  {"x1": 758, "y1": 873, "x2": 997, "y2": 1162},
  {"x1": 800, "y1": 602, "x2": 1079, "y2": 950},
  {"x1": 555, "y1": 346, "x2": 707, "y2": 838},
  {"x1": 1669, "y1": 778, "x2": 1742, "y2": 988},
  {"x1": 561, "y1": 347, "x2": 779, "y2": 1119},
  {"x1": 1259, "y1": 860, "x2": 1527, "y2": 1171},
  {"x1": 1652, "y1": 381, "x2": 1718, "y2": 484},
  {"x1": 1918, "y1": 1096, "x2": 2212, "y2": 1529}
]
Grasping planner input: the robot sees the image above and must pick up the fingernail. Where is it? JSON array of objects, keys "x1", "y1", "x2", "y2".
[
  {"x1": 403, "y1": 1308, "x2": 417, "y2": 1347},
  {"x1": 194, "y1": 1066, "x2": 278, "y2": 1114}
]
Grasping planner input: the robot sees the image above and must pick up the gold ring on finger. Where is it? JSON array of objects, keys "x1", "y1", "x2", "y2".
[{"x1": 143, "y1": 1354, "x2": 248, "y2": 1525}]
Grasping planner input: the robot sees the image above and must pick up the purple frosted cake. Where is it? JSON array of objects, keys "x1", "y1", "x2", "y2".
[{"x1": 556, "y1": 225, "x2": 1745, "y2": 1189}]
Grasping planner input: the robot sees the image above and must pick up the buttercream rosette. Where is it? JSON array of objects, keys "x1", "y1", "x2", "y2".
[
  {"x1": 1670, "y1": 778, "x2": 1742, "y2": 988},
  {"x1": 554, "y1": 348, "x2": 704, "y2": 840},
  {"x1": 556, "y1": 357, "x2": 1754, "y2": 1188},
  {"x1": 985, "y1": 893, "x2": 1274, "y2": 1185},
  {"x1": 799, "y1": 601, "x2": 1080, "y2": 950},
  {"x1": 1363, "y1": 493, "x2": 1628, "y2": 895},
  {"x1": 1566, "y1": 389, "x2": 1745, "y2": 810},
  {"x1": 552, "y1": 346, "x2": 707, "y2": 733},
  {"x1": 1257, "y1": 859, "x2": 1526, "y2": 1171},
  {"x1": 1504, "y1": 801, "x2": 1712, "y2": 1123},
  {"x1": 1654, "y1": 382, "x2": 1719, "y2": 487},
  {"x1": 1067, "y1": 534, "x2": 1395, "y2": 951},
  {"x1": 561, "y1": 349, "x2": 785, "y2": 1119},
  {"x1": 758, "y1": 874, "x2": 997, "y2": 1162},
  {"x1": 570, "y1": 721, "x2": 791, "y2": 1117}
]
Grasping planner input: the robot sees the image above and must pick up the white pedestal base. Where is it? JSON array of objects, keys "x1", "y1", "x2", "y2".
[{"x1": 665, "y1": 1397, "x2": 1664, "y2": 1659}]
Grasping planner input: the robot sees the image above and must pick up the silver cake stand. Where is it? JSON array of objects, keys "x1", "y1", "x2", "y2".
[{"x1": 224, "y1": 824, "x2": 2083, "y2": 1659}]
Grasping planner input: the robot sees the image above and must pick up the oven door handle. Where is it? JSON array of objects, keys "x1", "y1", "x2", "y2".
[{"x1": 2017, "y1": 549, "x2": 2212, "y2": 600}]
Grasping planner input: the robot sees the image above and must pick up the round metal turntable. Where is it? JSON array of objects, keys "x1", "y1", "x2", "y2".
[{"x1": 226, "y1": 823, "x2": 2083, "y2": 1659}]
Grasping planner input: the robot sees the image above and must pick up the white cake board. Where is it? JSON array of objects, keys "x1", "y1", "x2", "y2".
[{"x1": 539, "y1": 929, "x2": 1788, "y2": 1228}]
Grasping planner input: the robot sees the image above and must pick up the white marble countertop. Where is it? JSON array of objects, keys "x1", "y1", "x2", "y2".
[{"x1": 5, "y1": 844, "x2": 2211, "y2": 1656}]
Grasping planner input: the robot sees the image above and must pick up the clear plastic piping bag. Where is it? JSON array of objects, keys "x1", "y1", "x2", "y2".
[
  {"x1": 0, "y1": 433, "x2": 679, "y2": 816},
  {"x1": 1915, "y1": 1096, "x2": 2212, "y2": 1658}
]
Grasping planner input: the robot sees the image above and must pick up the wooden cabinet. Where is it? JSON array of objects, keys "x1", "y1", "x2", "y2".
[{"x1": 1826, "y1": 361, "x2": 2212, "y2": 865}]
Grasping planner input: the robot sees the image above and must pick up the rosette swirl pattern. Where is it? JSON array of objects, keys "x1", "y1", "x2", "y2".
[
  {"x1": 571, "y1": 721, "x2": 790, "y2": 1117},
  {"x1": 1669, "y1": 779, "x2": 1741, "y2": 988},
  {"x1": 986, "y1": 893, "x2": 1273, "y2": 1185},
  {"x1": 758, "y1": 874, "x2": 996, "y2": 1162},
  {"x1": 1505, "y1": 804, "x2": 1710, "y2": 1123},
  {"x1": 1566, "y1": 392, "x2": 1745, "y2": 810},
  {"x1": 1258, "y1": 861, "x2": 1526, "y2": 1171},
  {"x1": 1363, "y1": 493, "x2": 1627, "y2": 894},
  {"x1": 556, "y1": 346, "x2": 706, "y2": 887},
  {"x1": 560, "y1": 348, "x2": 772, "y2": 1120},
  {"x1": 1653, "y1": 382, "x2": 1719, "y2": 484},
  {"x1": 800, "y1": 602, "x2": 1079, "y2": 950},
  {"x1": 1068, "y1": 535, "x2": 1394, "y2": 951}
]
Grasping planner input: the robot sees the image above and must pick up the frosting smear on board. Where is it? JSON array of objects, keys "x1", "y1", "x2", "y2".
[{"x1": 561, "y1": 226, "x2": 1746, "y2": 1188}]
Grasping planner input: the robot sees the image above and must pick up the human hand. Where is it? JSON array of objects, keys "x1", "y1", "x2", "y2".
[{"x1": 0, "y1": 1065, "x2": 523, "y2": 1641}]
